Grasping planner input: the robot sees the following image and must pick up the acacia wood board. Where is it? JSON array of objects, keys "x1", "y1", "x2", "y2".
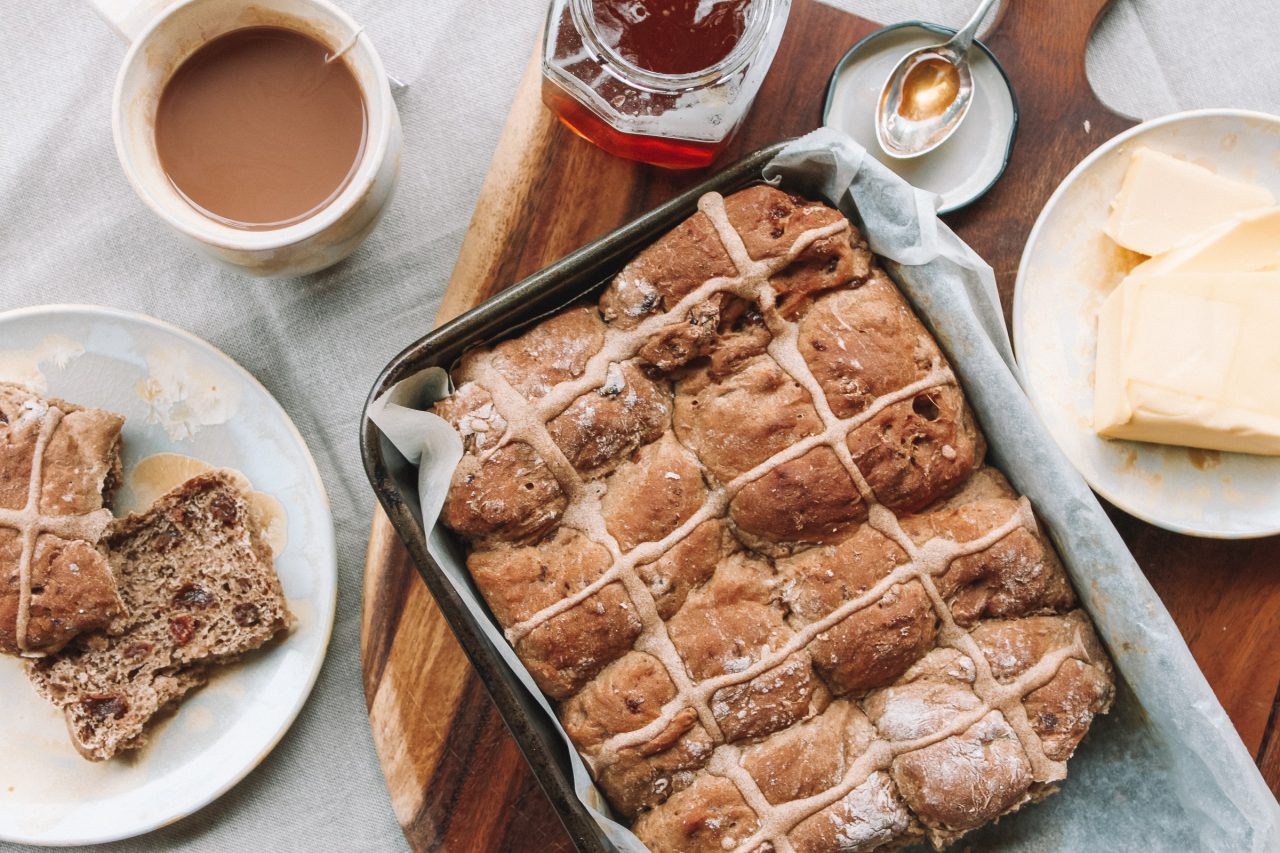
[{"x1": 361, "y1": 1, "x2": 1280, "y2": 849}]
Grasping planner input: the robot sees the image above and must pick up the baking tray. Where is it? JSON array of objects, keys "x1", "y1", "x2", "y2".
[
  {"x1": 361, "y1": 142, "x2": 790, "y2": 852},
  {"x1": 360, "y1": 136, "x2": 1277, "y2": 851}
]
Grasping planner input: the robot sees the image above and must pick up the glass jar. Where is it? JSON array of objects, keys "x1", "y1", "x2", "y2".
[{"x1": 542, "y1": 0, "x2": 791, "y2": 169}]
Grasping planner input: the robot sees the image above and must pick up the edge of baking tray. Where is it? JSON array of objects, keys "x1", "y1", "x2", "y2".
[{"x1": 360, "y1": 141, "x2": 792, "y2": 853}]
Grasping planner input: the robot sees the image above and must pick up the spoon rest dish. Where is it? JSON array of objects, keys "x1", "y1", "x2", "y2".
[{"x1": 824, "y1": 21, "x2": 1017, "y2": 213}]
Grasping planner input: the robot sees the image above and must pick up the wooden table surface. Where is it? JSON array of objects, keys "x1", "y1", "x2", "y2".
[{"x1": 361, "y1": 0, "x2": 1280, "y2": 849}]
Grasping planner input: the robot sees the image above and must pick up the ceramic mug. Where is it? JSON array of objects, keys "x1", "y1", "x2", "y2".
[{"x1": 92, "y1": 0, "x2": 402, "y2": 278}]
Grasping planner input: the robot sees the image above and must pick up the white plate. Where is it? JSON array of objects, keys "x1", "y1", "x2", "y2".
[
  {"x1": 0, "y1": 305, "x2": 336, "y2": 845},
  {"x1": 823, "y1": 22, "x2": 1017, "y2": 214},
  {"x1": 1013, "y1": 109, "x2": 1280, "y2": 538}
]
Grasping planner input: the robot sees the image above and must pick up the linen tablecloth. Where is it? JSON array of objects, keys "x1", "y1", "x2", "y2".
[{"x1": 1, "y1": 0, "x2": 1276, "y2": 849}]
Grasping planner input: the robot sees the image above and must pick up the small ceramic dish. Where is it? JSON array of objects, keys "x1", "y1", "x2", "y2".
[
  {"x1": 0, "y1": 305, "x2": 337, "y2": 845},
  {"x1": 1014, "y1": 109, "x2": 1280, "y2": 538},
  {"x1": 823, "y1": 21, "x2": 1017, "y2": 214}
]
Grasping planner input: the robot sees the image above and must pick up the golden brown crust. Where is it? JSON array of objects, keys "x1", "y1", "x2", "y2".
[
  {"x1": 600, "y1": 213, "x2": 737, "y2": 329},
  {"x1": 517, "y1": 580, "x2": 642, "y2": 701},
  {"x1": 545, "y1": 362, "x2": 671, "y2": 476},
  {"x1": 971, "y1": 612, "x2": 1115, "y2": 762},
  {"x1": 787, "y1": 770, "x2": 919, "y2": 853},
  {"x1": 673, "y1": 347, "x2": 823, "y2": 484},
  {"x1": 440, "y1": 442, "x2": 566, "y2": 547},
  {"x1": 3, "y1": 534, "x2": 124, "y2": 657},
  {"x1": 846, "y1": 383, "x2": 985, "y2": 513},
  {"x1": 434, "y1": 382, "x2": 568, "y2": 546},
  {"x1": 740, "y1": 700, "x2": 874, "y2": 802},
  {"x1": 901, "y1": 497, "x2": 1076, "y2": 627},
  {"x1": 741, "y1": 702, "x2": 919, "y2": 852},
  {"x1": 490, "y1": 305, "x2": 605, "y2": 400},
  {"x1": 560, "y1": 651, "x2": 715, "y2": 818},
  {"x1": 891, "y1": 709, "x2": 1034, "y2": 833},
  {"x1": 469, "y1": 528, "x2": 641, "y2": 700},
  {"x1": 634, "y1": 520, "x2": 726, "y2": 620},
  {"x1": 729, "y1": 446, "x2": 867, "y2": 550},
  {"x1": 433, "y1": 188, "x2": 1112, "y2": 851},
  {"x1": 798, "y1": 270, "x2": 940, "y2": 420},
  {"x1": 722, "y1": 186, "x2": 872, "y2": 318},
  {"x1": 601, "y1": 433, "x2": 707, "y2": 553},
  {"x1": 632, "y1": 774, "x2": 762, "y2": 853},
  {"x1": 635, "y1": 299, "x2": 720, "y2": 372},
  {"x1": 0, "y1": 383, "x2": 125, "y2": 657},
  {"x1": 779, "y1": 526, "x2": 934, "y2": 695},
  {"x1": 662, "y1": 553, "x2": 782, "y2": 679}
]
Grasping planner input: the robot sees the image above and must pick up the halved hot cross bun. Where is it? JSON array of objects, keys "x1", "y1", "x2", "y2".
[{"x1": 0, "y1": 383, "x2": 125, "y2": 657}]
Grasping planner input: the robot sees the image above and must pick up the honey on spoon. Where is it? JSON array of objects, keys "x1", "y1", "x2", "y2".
[
  {"x1": 876, "y1": 0, "x2": 997, "y2": 158},
  {"x1": 898, "y1": 55, "x2": 961, "y2": 121}
]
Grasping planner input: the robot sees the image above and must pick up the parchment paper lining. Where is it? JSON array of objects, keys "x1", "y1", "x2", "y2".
[{"x1": 368, "y1": 129, "x2": 1280, "y2": 852}]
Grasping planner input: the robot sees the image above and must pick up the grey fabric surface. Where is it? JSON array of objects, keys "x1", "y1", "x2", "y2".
[{"x1": 0, "y1": 0, "x2": 1276, "y2": 850}]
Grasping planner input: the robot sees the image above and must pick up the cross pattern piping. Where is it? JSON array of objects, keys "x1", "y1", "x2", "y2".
[
  {"x1": 0, "y1": 404, "x2": 111, "y2": 656},
  {"x1": 457, "y1": 191, "x2": 1091, "y2": 850}
]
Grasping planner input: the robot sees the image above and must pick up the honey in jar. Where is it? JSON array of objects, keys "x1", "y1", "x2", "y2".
[{"x1": 542, "y1": 0, "x2": 791, "y2": 169}]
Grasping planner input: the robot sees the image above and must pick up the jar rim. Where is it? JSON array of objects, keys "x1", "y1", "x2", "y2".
[{"x1": 568, "y1": 0, "x2": 779, "y2": 91}]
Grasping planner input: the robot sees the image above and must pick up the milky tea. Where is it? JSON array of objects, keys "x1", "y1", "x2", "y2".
[{"x1": 154, "y1": 26, "x2": 367, "y2": 230}]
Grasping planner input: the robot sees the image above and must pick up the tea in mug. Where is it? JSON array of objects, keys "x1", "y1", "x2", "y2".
[{"x1": 154, "y1": 26, "x2": 367, "y2": 230}]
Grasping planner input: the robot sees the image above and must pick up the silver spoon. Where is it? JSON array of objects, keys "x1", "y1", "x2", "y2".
[{"x1": 875, "y1": 0, "x2": 999, "y2": 159}]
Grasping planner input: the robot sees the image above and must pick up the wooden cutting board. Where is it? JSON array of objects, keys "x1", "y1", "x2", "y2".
[{"x1": 361, "y1": 1, "x2": 1280, "y2": 849}]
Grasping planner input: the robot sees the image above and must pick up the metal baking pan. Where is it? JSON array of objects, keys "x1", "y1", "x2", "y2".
[
  {"x1": 361, "y1": 142, "x2": 791, "y2": 852},
  {"x1": 361, "y1": 132, "x2": 1280, "y2": 850}
]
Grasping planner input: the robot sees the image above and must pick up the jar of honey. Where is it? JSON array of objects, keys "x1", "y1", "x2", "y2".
[{"x1": 542, "y1": 0, "x2": 791, "y2": 169}]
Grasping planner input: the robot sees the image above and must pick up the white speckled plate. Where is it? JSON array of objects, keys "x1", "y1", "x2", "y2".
[
  {"x1": 0, "y1": 305, "x2": 336, "y2": 845},
  {"x1": 1013, "y1": 109, "x2": 1280, "y2": 538}
]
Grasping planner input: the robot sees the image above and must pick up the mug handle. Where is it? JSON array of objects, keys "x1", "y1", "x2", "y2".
[{"x1": 88, "y1": 0, "x2": 177, "y2": 41}]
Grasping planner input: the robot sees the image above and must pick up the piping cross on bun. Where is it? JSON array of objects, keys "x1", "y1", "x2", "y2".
[
  {"x1": 434, "y1": 186, "x2": 1113, "y2": 851},
  {"x1": 0, "y1": 382, "x2": 125, "y2": 657}
]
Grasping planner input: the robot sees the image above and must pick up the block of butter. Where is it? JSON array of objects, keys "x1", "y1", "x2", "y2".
[
  {"x1": 1094, "y1": 270, "x2": 1280, "y2": 455},
  {"x1": 1105, "y1": 148, "x2": 1274, "y2": 256},
  {"x1": 1130, "y1": 206, "x2": 1280, "y2": 277}
]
